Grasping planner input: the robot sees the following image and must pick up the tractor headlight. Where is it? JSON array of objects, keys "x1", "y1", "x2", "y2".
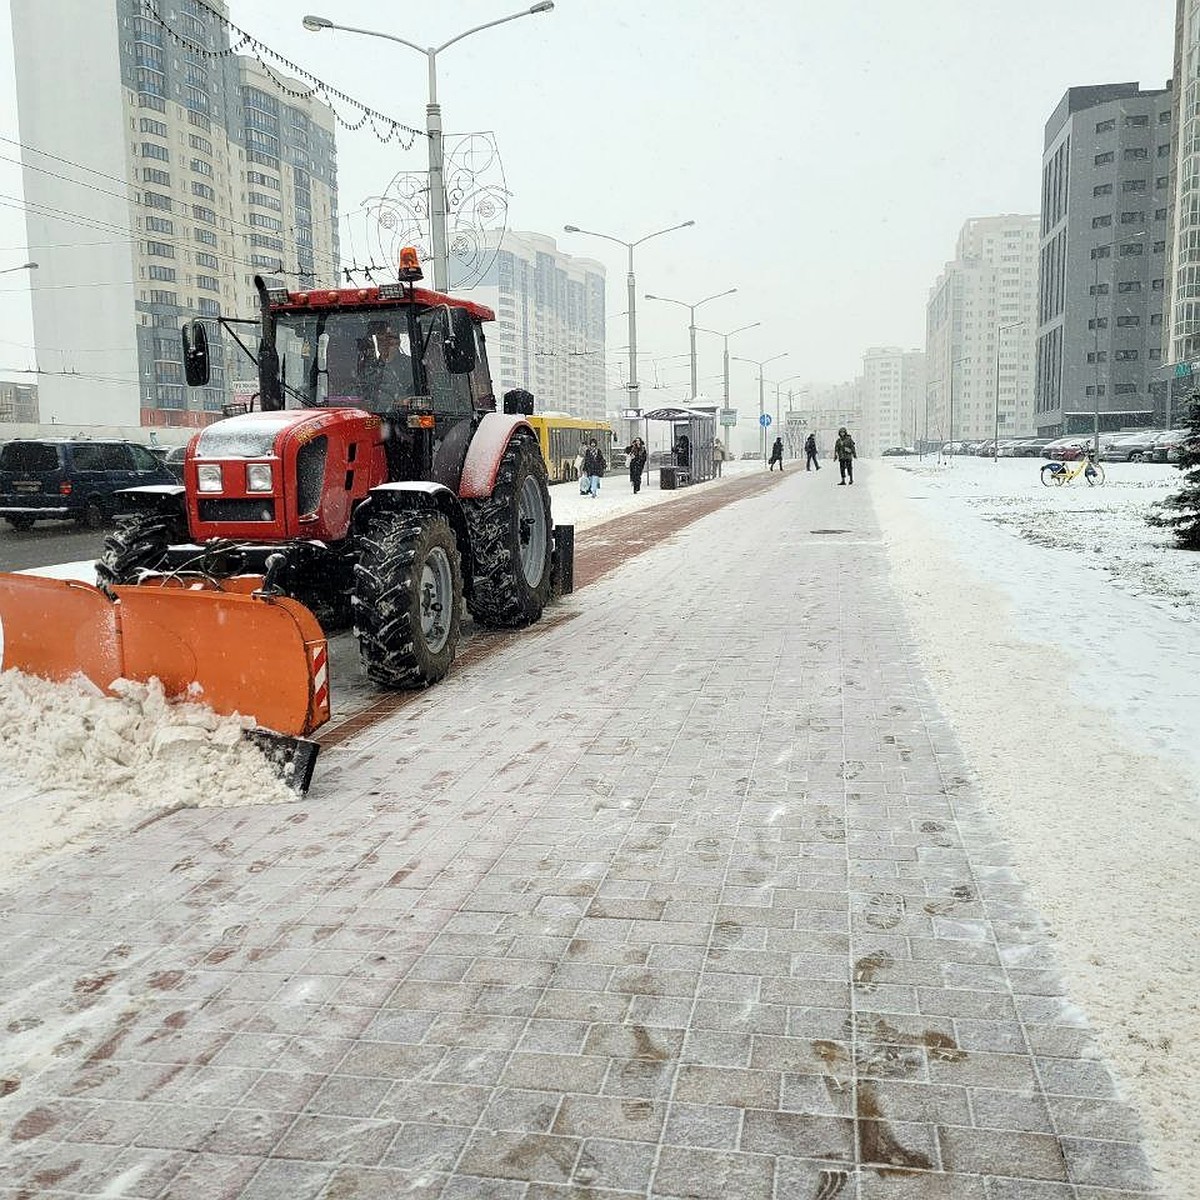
[
  {"x1": 246, "y1": 463, "x2": 273, "y2": 492},
  {"x1": 197, "y1": 463, "x2": 224, "y2": 493}
]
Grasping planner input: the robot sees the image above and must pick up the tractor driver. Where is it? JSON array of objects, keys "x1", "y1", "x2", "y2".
[{"x1": 356, "y1": 319, "x2": 415, "y2": 412}]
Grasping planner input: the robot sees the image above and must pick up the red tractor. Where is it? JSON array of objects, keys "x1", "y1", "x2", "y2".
[{"x1": 95, "y1": 249, "x2": 570, "y2": 691}]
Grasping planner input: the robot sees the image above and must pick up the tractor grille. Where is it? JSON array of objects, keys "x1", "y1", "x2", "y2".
[{"x1": 198, "y1": 498, "x2": 276, "y2": 523}]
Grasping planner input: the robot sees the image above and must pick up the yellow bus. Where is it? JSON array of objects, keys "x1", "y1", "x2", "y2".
[{"x1": 526, "y1": 412, "x2": 617, "y2": 484}]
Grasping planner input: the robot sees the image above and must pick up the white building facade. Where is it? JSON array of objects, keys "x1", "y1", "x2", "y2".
[
  {"x1": 859, "y1": 347, "x2": 926, "y2": 454},
  {"x1": 472, "y1": 231, "x2": 606, "y2": 422},
  {"x1": 11, "y1": 0, "x2": 338, "y2": 429},
  {"x1": 925, "y1": 215, "x2": 1039, "y2": 443}
]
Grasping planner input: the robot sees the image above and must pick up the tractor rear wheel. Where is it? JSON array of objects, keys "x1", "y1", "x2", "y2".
[
  {"x1": 352, "y1": 510, "x2": 462, "y2": 688},
  {"x1": 465, "y1": 435, "x2": 553, "y2": 629},
  {"x1": 96, "y1": 512, "x2": 182, "y2": 585}
]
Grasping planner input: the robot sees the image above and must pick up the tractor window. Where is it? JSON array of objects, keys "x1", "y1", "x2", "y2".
[
  {"x1": 469, "y1": 323, "x2": 494, "y2": 411},
  {"x1": 417, "y1": 310, "x2": 472, "y2": 418}
]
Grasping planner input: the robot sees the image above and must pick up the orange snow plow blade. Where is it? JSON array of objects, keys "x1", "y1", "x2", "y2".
[{"x1": 0, "y1": 573, "x2": 330, "y2": 740}]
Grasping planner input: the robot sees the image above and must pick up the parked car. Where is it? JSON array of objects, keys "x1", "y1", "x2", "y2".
[
  {"x1": 1148, "y1": 428, "x2": 1194, "y2": 463},
  {"x1": 1040, "y1": 436, "x2": 1091, "y2": 461},
  {"x1": 1010, "y1": 437, "x2": 1053, "y2": 457},
  {"x1": 881, "y1": 446, "x2": 916, "y2": 456},
  {"x1": 1100, "y1": 431, "x2": 1157, "y2": 462},
  {"x1": 162, "y1": 445, "x2": 188, "y2": 480},
  {"x1": 0, "y1": 438, "x2": 176, "y2": 530},
  {"x1": 995, "y1": 439, "x2": 1025, "y2": 457}
]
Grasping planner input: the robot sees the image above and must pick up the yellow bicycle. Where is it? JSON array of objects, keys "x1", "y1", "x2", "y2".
[{"x1": 1040, "y1": 451, "x2": 1104, "y2": 487}]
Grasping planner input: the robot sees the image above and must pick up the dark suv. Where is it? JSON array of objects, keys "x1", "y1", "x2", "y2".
[{"x1": 0, "y1": 439, "x2": 176, "y2": 530}]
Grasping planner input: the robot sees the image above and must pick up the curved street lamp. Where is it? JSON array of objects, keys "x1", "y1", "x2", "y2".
[
  {"x1": 562, "y1": 220, "x2": 695, "y2": 419},
  {"x1": 733, "y1": 352, "x2": 789, "y2": 460},
  {"x1": 303, "y1": 5, "x2": 555, "y2": 290},
  {"x1": 0, "y1": 261, "x2": 38, "y2": 275},
  {"x1": 644, "y1": 288, "x2": 736, "y2": 399}
]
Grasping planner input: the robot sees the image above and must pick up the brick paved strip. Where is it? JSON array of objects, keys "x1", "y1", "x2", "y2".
[{"x1": 318, "y1": 471, "x2": 781, "y2": 749}]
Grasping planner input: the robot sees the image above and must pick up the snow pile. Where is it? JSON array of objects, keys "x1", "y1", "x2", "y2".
[
  {"x1": 873, "y1": 459, "x2": 1200, "y2": 1200},
  {"x1": 0, "y1": 670, "x2": 293, "y2": 877}
]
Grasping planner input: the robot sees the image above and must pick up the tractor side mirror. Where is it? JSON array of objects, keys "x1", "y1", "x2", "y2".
[
  {"x1": 182, "y1": 320, "x2": 210, "y2": 386},
  {"x1": 316, "y1": 332, "x2": 329, "y2": 373},
  {"x1": 440, "y1": 306, "x2": 477, "y2": 374}
]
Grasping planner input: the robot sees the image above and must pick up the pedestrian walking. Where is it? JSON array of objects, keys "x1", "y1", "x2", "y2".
[
  {"x1": 581, "y1": 438, "x2": 607, "y2": 498},
  {"x1": 804, "y1": 432, "x2": 820, "y2": 472},
  {"x1": 768, "y1": 436, "x2": 785, "y2": 471},
  {"x1": 713, "y1": 436, "x2": 726, "y2": 478},
  {"x1": 626, "y1": 436, "x2": 648, "y2": 494},
  {"x1": 834, "y1": 427, "x2": 857, "y2": 485}
]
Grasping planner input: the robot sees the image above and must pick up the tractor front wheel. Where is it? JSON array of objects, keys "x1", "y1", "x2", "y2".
[
  {"x1": 96, "y1": 512, "x2": 182, "y2": 585},
  {"x1": 352, "y1": 510, "x2": 462, "y2": 688},
  {"x1": 464, "y1": 435, "x2": 553, "y2": 629}
]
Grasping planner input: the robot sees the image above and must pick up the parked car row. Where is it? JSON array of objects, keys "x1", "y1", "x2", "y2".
[{"x1": 936, "y1": 430, "x2": 1197, "y2": 464}]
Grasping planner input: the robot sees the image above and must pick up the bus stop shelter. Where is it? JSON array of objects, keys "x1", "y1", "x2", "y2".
[{"x1": 643, "y1": 405, "x2": 717, "y2": 488}]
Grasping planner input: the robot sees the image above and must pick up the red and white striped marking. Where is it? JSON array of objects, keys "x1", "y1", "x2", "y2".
[{"x1": 309, "y1": 642, "x2": 330, "y2": 726}]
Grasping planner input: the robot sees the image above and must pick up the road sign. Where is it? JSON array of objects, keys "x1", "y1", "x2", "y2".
[
  {"x1": 232, "y1": 379, "x2": 257, "y2": 397},
  {"x1": 759, "y1": 413, "x2": 772, "y2": 428},
  {"x1": 719, "y1": 408, "x2": 738, "y2": 426},
  {"x1": 621, "y1": 408, "x2": 643, "y2": 420},
  {"x1": 1175, "y1": 363, "x2": 1192, "y2": 378}
]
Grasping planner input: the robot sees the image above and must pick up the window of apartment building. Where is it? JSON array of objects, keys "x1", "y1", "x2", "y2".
[
  {"x1": 1150, "y1": 348, "x2": 1162, "y2": 360},
  {"x1": 250, "y1": 254, "x2": 280, "y2": 270},
  {"x1": 197, "y1": 298, "x2": 220, "y2": 317},
  {"x1": 191, "y1": 181, "x2": 215, "y2": 201},
  {"x1": 1087, "y1": 351, "x2": 1108, "y2": 363},
  {"x1": 247, "y1": 150, "x2": 280, "y2": 171},
  {"x1": 1159, "y1": 110, "x2": 1172, "y2": 124},
  {"x1": 1091, "y1": 245, "x2": 1112, "y2": 259},
  {"x1": 249, "y1": 212, "x2": 282, "y2": 232},
  {"x1": 1113, "y1": 382, "x2": 1139, "y2": 395},
  {"x1": 1116, "y1": 315, "x2": 1140, "y2": 326},
  {"x1": 144, "y1": 192, "x2": 172, "y2": 212},
  {"x1": 148, "y1": 289, "x2": 177, "y2": 305},
  {"x1": 1158, "y1": 143, "x2": 1172, "y2": 157},
  {"x1": 1093, "y1": 183, "x2": 1113, "y2": 197},
  {"x1": 142, "y1": 167, "x2": 170, "y2": 187},
  {"x1": 1088, "y1": 317, "x2": 1109, "y2": 329},
  {"x1": 1156, "y1": 207, "x2": 1168, "y2": 220},
  {"x1": 194, "y1": 227, "x2": 217, "y2": 246},
  {"x1": 1126, "y1": 114, "x2": 1150, "y2": 127},
  {"x1": 247, "y1": 172, "x2": 280, "y2": 191},
  {"x1": 1092, "y1": 215, "x2": 1112, "y2": 228},
  {"x1": 1085, "y1": 385, "x2": 1108, "y2": 397},
  {"x1": 1090, "y1": 282, "x2": 1110, "y2": 295},
  {"x1": 1124, "y1": 179, "x2": 1147, "y2": 192},
  {"x1": 1155, "y1": 175, "x2": 1168, "y2": 188},
  {"x1": 1120, "y1": 242, "x2": 1144, "y2": 255},
  {"x1": 248, "y1": 192, "x2": 283, "y2": 212},
  {"x1": 196, "y1": 275, "x2": 220, "y2": 292},
  {"x1": 1117, "y1": 280, "x2": 1141, "y2": 293},
  {"x1": 1124, "y1": 148, "x2": 1148, "y2": 161},
  {"x1": 1114, "y1": 349, "x2": 1139, "y2": 361},
  {"x1": 145, "y1": 241, "x2": 174, "y2": 258},
  {"x1": 1153, "y1": 278, "x2": 1165, "y2": 290},
  {"x1": 140, "y1": 118, "x2": 167, "y2": 138},
  {"x1": 185, "y1": 87, "x2": 210, "y2": 114},
  {"x1": 156, "y1": 361, "x2": 183, "y2": 384},
  {"x1": 1120, "y1": 211, "x2": 1144, "y2": 224},
  {"x1": 1094, "y1": 151, "x2": 1115, "y2": 165},
  {"x1": 138, "y1": 92, "x2": 167, "y2": 113},
  {"x1": 147, "y1": 265, "x2": 176, "y2": 282},
  {"x1": 189, "y1": 133, "x2": 213, "y2": 155},
  {"x1": 195, "y1": 251, "x2": 219, "y2": 270},
  {"x1": 1096, "y1": 118, "x2": 1116, "y2": 133},
  {"x1": 187, "y1": 110, "x2": 211, "y2": 132},
  {"x1": 1150, "y1": 312, "x2": 1163, "y2": 325},
  {"x1": 192, "y1": 204, "x2": 217, "y2": 225},
  {"x1": 141, "y1": 141, "x2": 169, "y2": 162},
  {"x1": 145, "y1": 216, "x2": 173, "y2": 235},
  {"x1": 190, "y1": 158, "x2": 213, "y2": 178},
  {"x1": 1154, "y1": 240, "x2": 1166, "y2": 253},
  {"x1": 250, "y1": 233, "x2": 283, "y2": 252}
]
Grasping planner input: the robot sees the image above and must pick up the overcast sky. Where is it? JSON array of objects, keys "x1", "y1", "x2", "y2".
[{"x1": 0, "y1": 0, "x2": 1179, "y2": 409}]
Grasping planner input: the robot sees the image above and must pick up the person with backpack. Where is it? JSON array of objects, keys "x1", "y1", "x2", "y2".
[
  {"x1": 834, "y1": 427, "x2": 857, "y2": 485},
  {"x1": 804, "y1": 432, "x2": 820, "y2": 471},
  {"x1": 581, "y1": 438, "x2": 607, "y2": 497},
  {"x1": 768, "y1": 436, "x2": 785, "y2": 471}
]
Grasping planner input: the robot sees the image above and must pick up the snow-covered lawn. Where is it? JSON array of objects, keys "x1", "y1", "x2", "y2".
[{"x1": 873, "y1": 455, "x2": 1200, "y2": 1199}]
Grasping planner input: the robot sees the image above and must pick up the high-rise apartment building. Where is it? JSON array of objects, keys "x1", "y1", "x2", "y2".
[
  {"x1": 11, "y1": 0, "x2": 338, "y2": 428},
  {"x1": 473, "y1": 232, "x2": 606, "y2": 421},
  {"x1": 926, "y1": 215, "x2": 1039, "y2": 443},
  {"x1": 1036, "y1": 83, "x2": 1172, "y2": 437},
  {"x1": 0, "y1": 380, "x2": 39, "y2": 423},
  {"x1": 859, "y1": 347, "x2": 925, "y2": 454},
  {"x1": 1167, "y1": 4, "x2": 1200, "y2": 406}
]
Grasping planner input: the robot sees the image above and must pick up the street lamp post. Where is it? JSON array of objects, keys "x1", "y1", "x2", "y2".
[
  {"x1": 303, "y1": 4, "x2": 554, "y2": 291},
  {"x1": 695, "y1": 322, "x2": 760, "y2": 451},
  {"x1": 946, "y1": 353, "x2": 968, "y2": 464},
  {"x1": 993, "y1": 321, "x2": 1025, "y2": 460},
  {"x1": 562, "y1": 221, "x2": 695, "y2": 431},
  {"x1": 732, "y1": 352, "x2": 789, "y2": 460},
  {"x1": 0, "y1": 261, "x2": 37, "y2": 276},
  {"x1": 771, "y1": 373, "x2": 804, "y2": 430},
  {"x1": 644, "y1": 288, "x2": 737, "y2": 399}
]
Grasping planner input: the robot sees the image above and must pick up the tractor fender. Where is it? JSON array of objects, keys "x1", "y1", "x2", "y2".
[
  {"x1": 459, "y1": 414, "x2": 537, "y2": 499},
  {"x1": 114, "y1": 484, "x2": 187, "y2": 517},
  {"x1": 353, "y1": 481, "x2": 474, "y2": 592}
]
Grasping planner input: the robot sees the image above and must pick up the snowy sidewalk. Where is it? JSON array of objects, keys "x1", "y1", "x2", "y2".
[{"x1": 0, "y1": 464, "x2": 1160, "y2": 1198}]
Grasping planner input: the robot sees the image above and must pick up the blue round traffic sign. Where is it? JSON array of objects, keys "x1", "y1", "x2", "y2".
[{"x1": 759, "y1": 414, "x2": 772, "y2": 428}]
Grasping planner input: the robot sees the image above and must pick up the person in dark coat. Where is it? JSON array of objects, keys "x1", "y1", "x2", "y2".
[
  {"x1": 804, "y1": 432, "x2": 820, "y2": 471},
  {"x1": 581, "y1": 438, "x2": 607, "y2": 497},
  {"x1": 834, "y1": 427, "x2": 857, "y2": 485},
  {"x1": 626, "y1": 437, "x2": 648, "y2": 494},
  {"x1": 768, "y1": 436, "x2": 785, "y2": 471}
]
